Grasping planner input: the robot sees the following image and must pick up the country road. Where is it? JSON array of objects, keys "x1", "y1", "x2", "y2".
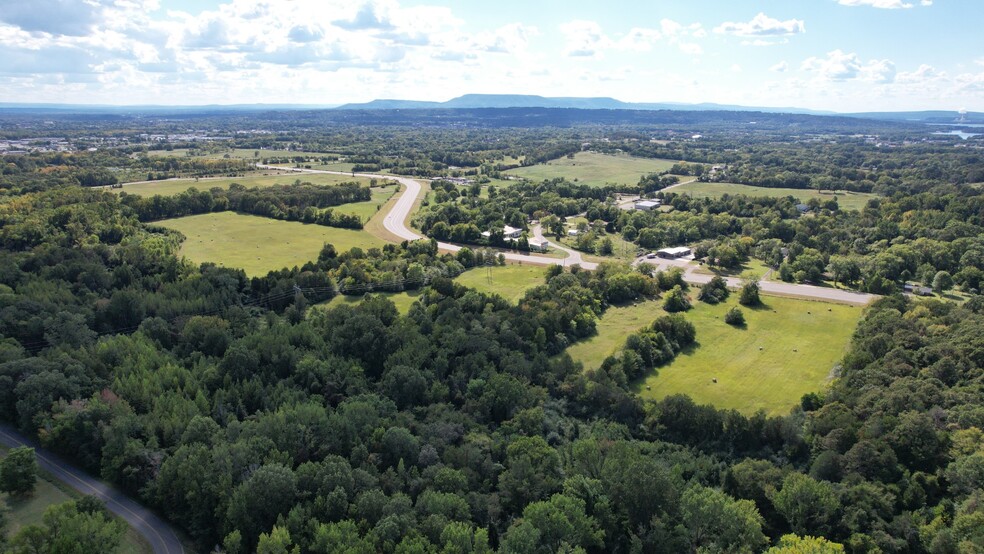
[
  {"x1": 0, "y1": 424, "x2": 186, "y2": 554},
  {"x1": 258, "y1": 164, "x2": 876, "y2": 305}
]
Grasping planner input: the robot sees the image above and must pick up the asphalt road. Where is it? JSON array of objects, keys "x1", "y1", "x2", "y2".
[
  {"x1": 258, "y1": 164, "x2": 875, "y2": 305},
  {"x1": 0, "y1": 424, "x2": 186, "y2": 554}
]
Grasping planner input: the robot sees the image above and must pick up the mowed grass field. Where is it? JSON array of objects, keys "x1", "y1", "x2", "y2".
[
  {"x1": 317, "y1": 289, "x2": 425, "y2": 315},
  {"x1": 0, "y1": 450, "x2": 152, "y2": 554},
  {"x1": 671, "y1": 181, "x2": 878, "y2": 211},
  {"x1": 315, "y1": 264, "x2": 551, "y2": 314},
  {"x1": 118, "y1": 171, "x2": 374, "y2": 196},
  {"x1": 145, "y1": 148, "x2": 337, "y2": 160},
  {"x1": 331, "y1": 185, "x2": 398, "y2": 222},
  {"x1": 638, "y1": 296, "x2": 861, "y2": 416},
  {"x1": 158, "y1": 212, "x2": 387, "y2": 276},
  {"x1": 565, "y1": 301, "x2": 661, "y2": 369},
  {"x1": 506, "y1": 151, "x2": 679, "y2": 187},
  {"x1": 563, "y1": 294, "x2": 862, "y2": 416},
  {"x1": 456, "y1": 264, "x2": 549, "y2": 303}
]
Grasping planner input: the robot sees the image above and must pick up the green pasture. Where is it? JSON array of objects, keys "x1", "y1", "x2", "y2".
[
  {"x1": 505, "y1": 151, "x2": 679, "y2": 187},
  {"x1": 670, "y1": 181, "x2": 878, "y2": 211},
  {"x1": 456, "y1": 264, "x2": 549, "y2": 303},
  {"x1": 562, "y1": 294, "x2": 862, "y2": 416},
  {"x1": 638, "y1": 296, "x2": 861, "y2": 416},
  {"x1": 158, "y1": 212, "x2": 386, "y2": 276},
  {"x1": 117, "y1": 172, "x2": 373, "y2": 196}
]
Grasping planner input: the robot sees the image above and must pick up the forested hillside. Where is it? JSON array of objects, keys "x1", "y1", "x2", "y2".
[
  {"x1": 0, "y1": 183, "x2": 982, "y2": 553},
  {"x1": 1, "y1": 114, "x2": 983, "y2": 553}
]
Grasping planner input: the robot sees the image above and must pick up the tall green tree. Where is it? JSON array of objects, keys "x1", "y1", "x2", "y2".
[{"x1": 0, "y1": 446, "x2": 37, "y2": 496}]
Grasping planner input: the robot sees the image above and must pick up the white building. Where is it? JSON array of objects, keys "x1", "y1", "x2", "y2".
[
  {"x1": 529, "y1": 239, "x2": 549, "y2": 253},
  {"x1": 634, "y1": 200, "x2": 662, "y2": 211},
  {"x1": 502, "y1": 225, "x2": 523, "y2": 239},
  {"x1": 657, "y1": 246, "x2": 692, "y2": 259}
]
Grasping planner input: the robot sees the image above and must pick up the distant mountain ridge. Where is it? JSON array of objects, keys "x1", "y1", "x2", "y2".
[
  {"x1": 1, "y1": 96, "x2": 981, "y2": 123},
  {"x1": 336, "y1": 94, "x2": 837, "y2": 116}
]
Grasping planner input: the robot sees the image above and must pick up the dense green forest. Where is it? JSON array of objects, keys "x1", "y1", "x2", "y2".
[{"x1": 1, "y1": 113, "x2": 983, "y2": 553}]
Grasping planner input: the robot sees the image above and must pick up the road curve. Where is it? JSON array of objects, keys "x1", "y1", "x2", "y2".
[
  {"x1": 259, "y1": 164, "x2": 875, "y2": 305},
  {"x1": 0, "y1": 424, "x2": 185, "y2": 554}
]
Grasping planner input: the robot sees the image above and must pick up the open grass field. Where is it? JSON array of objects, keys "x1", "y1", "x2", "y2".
[
  {"x1": 331, "y1": 185, "x2": 398, "y2": 222},
  {"x1": 505, "y1": 151, "x2": 679, "y2": 187},
  {"x1": 316, "y1": 289, "x2": 424, "y2": 315},
  {"x1": 118, "y1": 171, "x2": 373, "y2": 196},
  {"x1": 145, "y1": 148, "x2": 338, "y2": 160},
  {"x1": 565, "y1": 300, "x2": 662, "y2": 370},
  {"x1": 0, "y1": 449, "x2": 152, "y2": 554},
  {"x1": 690, "y1": 257, "x2": 775, "y2": 280},
  {"x1": 637, "y1": 296, "x2": 862, "y2": 416},
  {"x1": 671, "y1": 181, "x2": 878, "y2": 211},
  {"x1": 455, "y1": 264, "x2": 549, "y2": 303},
  {"x1": 314, "y1": 264, "x2": 550, "y2": 314},
  {"x1": 158, "y1": 212, "x2": 386, "y2": 276},
  {"x1": 561, "y1": 294, "x2": 861, "y2": 416}
]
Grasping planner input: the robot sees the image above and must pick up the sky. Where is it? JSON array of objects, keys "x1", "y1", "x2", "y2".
[{"x1": 0, "y1": 0, "x2": 981, "y2": 112}]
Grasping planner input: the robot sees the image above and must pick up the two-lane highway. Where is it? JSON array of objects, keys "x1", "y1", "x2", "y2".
[{"x1": 0, "y1": 424, "x2": 185, "y2": 554}]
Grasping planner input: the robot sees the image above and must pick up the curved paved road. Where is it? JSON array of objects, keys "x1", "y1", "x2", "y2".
[
  {"x1": 0, "y1": 424, "x2": 185, "y2": 554},
  {"x1": 259, "y1": 164, "x2": 875, "y2": 305}
]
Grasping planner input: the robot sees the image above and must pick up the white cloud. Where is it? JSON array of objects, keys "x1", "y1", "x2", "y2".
[
  {"x1": 770, "y1": 61, "x2": 789, "y2": 72},
  {"x1": 836, "y1": 0, "x2": 931, "y2": 8},
  {"x1": 714, "y1": 13, "x2": 805, "y2": 37},
  {"x1": 896, "y1": 64, "x2": 941, "y2": 83},
  {"x1": 742, "y1": 38, "x2": 789, "y2": 47},
  {"x1": 617, "y1": 28, "x2": 662, "y2": 51},
  {"x1": 473, "y1": 23, "x2": 537, "y2": 54},
  {"x1": 801, "y1": 50, "x2": 895, "y2": 83},
  {"x1": 560, "y1": 19, "x2": 702, "y2": 57},
  {"x1": 560, "y1": 20, "x2": 611, "y2": 57},
  {"x1": 861, "y1": 59, "x2": 896, "y2": 83}
]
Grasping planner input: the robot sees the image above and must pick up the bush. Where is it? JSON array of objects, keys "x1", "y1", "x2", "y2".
[
  {"x1": 698, "y1": 276, "x2": 730, "y2": 304},
  {"x1": 724, "y1": 307, "x2": 745, "y2": 326},
  {"x1": 663, "y1": 285, "x2": 691, "y2": 313},
  {"x1": 738, "y1": 280, "x2": 761, "y2": 306}
]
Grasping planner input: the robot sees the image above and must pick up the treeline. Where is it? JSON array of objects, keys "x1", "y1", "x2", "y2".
[{"x1": 120, "y1": 182, "x2": 371, "y2": 229}]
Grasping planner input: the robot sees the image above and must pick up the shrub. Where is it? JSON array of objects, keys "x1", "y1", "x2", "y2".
[{"x1": 724, "y1": 307, "x2": 745, "y2": 326}]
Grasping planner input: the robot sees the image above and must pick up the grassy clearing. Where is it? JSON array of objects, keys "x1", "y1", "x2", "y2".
[
  {"x1": 690, "y1": 258, "x2": 775, "y2": 280},
  {"x1": 313, "y1": 264, "x2": 550, "y2": 314},
  {"x1": 316, "y1": 289, "x2": 424, "y2": 315},
  {"x1": 565, "y1": 300, "x2": 663, "y2": 370},
  {"x1": 505, "y1": 152, "x2": 679, "y2": 187},
  {"x1": 637, "y1": 296, "x2": 861, "y2": 416},
  {"x1": 144, "y1": 148, "x2": 338, "y2": 160},
  {"x1": 671, "y1": 182, "x2": 878, "y2": 211},
  {"x1": 158, "y1": 212, "x2": 386, "y2": 276},
  {"x1": 0, "y1": 449, "x2": 152, "y2": 554},
  {"x1": 456, "y1": 264, "x2": 549, "y2": 303},
  {"x1": 118, "y1": 171, "x2": 373, "y2": 196},
  {"x1": 331, "y1": 185, "x2": 398, "y2": 222}
]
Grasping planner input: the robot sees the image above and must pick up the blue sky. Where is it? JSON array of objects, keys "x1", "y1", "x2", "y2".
[{"x1": 0, "y1": 0, "x2": 981, "y2": 111}]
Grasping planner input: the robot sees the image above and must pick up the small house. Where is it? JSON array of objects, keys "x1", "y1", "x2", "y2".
[
  {"x1": 567, "y1": 229, "x2": 580, "y2": 237},
  {"x1": 795, "y1": 204, "x2": 811, "y2": 214},
  {"x1": 502, "y1": 225, "x2": 523, "y2": 239},
  {"x1": 634, "y1": 200, "x2": 662, "y2": 211},
  {"x1": 528, "y1": 239, "x2": 549, "y2": 253}
]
